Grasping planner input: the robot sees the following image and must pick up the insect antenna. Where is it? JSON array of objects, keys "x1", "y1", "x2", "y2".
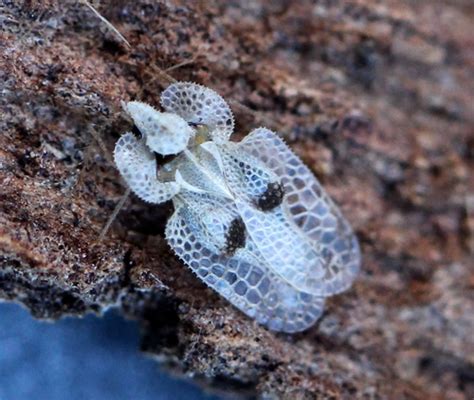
[
  {"x1": 71, "y1": 123, "x2": 114, "y2": 195},
  {"x1": 165, "y1": 56, "x2": 197, "y2": 73},
  {"x1": 80, "y1": 0, "x2": 131, "y2": 49},
  {"x1": 97, "y1": 187, "x2": 131, "y2": 243},
  {"x1": 86, "y1": 117, "x2": 131, "y2": 243}
]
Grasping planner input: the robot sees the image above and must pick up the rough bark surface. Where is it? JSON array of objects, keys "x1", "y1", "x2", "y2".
[{"x1": 1, "y1": 1, "x2": 473, "y2": 399}]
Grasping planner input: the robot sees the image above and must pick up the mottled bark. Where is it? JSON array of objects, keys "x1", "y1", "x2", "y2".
[{"x1": 1, "y1": 1, "x2": 473, "y2": 399}]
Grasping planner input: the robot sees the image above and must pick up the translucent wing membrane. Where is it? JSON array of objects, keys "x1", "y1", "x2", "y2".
[
  {"x1": 218, "y1": 143, "x2": 279, "y2": 202},
  {"x1": 160, "y1": 82, "x2": 234, "y2": 143},
  {"x1": 233, "y1": 198, "x2": 328, "y2": 294},
  {"x1": 166, "y1": 192, "x2": 325, "y2": 333},
  {"x1": 115, "y1": 82, "x2": 360, "y2": 332},
  {"x1": 239, "y1": 128, "x2": 360, "y2": 295},
  {"x1": 114, "y1": 132, "x2": 179, "y2": 204}
]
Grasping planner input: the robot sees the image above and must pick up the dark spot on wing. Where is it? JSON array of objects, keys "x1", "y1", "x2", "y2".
[
  {"x1": 224, "y1": 217, "x2": 246, "y2": 256},
  {"x1": 256, "y1": 182, "x2": 285, "y2": 211}
]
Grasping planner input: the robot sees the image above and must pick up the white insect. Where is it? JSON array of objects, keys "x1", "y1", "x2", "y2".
[{"x1": 114, "y1": 82, "x2": 360, "y2": 333}]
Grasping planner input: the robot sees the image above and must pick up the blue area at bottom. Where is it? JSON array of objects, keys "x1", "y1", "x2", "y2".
[{"x1": 0, "y1": 302, "x2": 219, "y2": 400}]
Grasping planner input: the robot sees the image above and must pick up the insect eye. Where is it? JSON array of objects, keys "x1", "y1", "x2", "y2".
[
  {"x1": 188, "y1": 121, "x2": 203, "y2": 128},
  {"x1": 131, "y1": 124, "x2": 142, "y2": 139},
  {"x1": 154, "y1": 152, "x2": 176, "y2": 166}
]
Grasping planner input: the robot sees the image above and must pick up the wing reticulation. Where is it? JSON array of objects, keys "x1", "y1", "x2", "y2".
[
  {"x1": 166, "y1": 192, "x2": 325, "y2": 333},
  {"x1": 238, "y1": 128, "x2": 361, "y2": 296},
  {"x1": 116, "y1": 82, "x2": 360, "y2": 333},
  {"x1": 160, "y1": 82, "x2": 234, "y2": 143}
]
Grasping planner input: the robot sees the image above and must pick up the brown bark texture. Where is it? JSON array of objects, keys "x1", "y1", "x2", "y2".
[{"x1": 1, "y1": 1, "x2": 473, "y2": 399}]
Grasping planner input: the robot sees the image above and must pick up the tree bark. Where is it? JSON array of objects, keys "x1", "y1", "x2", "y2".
[{"x1": 1, "y1": 1, "x2": 473, "y2": 398}]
